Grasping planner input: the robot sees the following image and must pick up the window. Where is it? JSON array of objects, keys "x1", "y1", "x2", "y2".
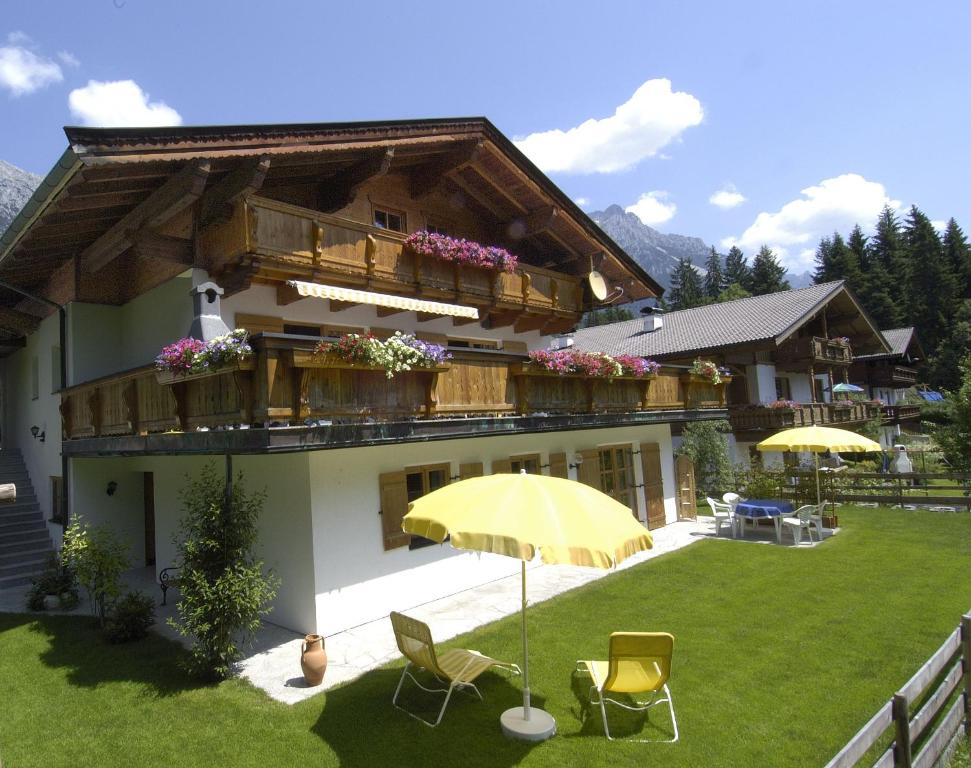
[
  {"x1": 283, "y1": 323, "x2": 323, "y2": 337},
  {"x1": 775, "y1": 377, "x2": 792, "y2": 401},
  {"x1": 378, "y1": 464, "x2": 450, "y2": 551},
  {"x1": 373, "y1": 205, "x2": 406, "y2": 233},
  {"x1": 405, "y1": 464, "x2": 450, "y2": 549},
  {"x1": 31, "y1": 356, "x2": 39, "y2": 400},
  {"x1": 50, "y1": 476, "x2": 65, "y2": 524},
  {"x1": 426, "y1": 223, "x2": 449, "y2": 235},
  {"x1": 448, "y1": 338, "x2": 500, "y2": 350},
  {"x1": 598, "y1": 445, "x2": 637, "y2": 513},
  {"x1": 509, "y1": 454, "x2": 541, "y2": 475}
]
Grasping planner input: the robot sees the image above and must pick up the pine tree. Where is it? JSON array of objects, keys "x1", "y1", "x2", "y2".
[
  {"x1": 668, "y1": 257, "x2": 705, "y2": 309},
  {"x1": 749, "y1": 245, "x2": 790, "y2": 295},
  {"x1": 859, "y1": 259, "x2": 900, "y2": 329},
  {"x1": 813, "y1": 232, "x2": 862, "y2": 291},
  {"x1": 717, "y1": 283, "x2": 751, "y2": 303},
  {"x1": 903, "y1": 206, "x2": 955, "y2": 350},
  {"x1": 813, "y1": 236, "x2": 835, "y2": 284},
  {"x1": 928, "y1": 300, "x2": 971, "y2": 390},
  {"x1": 724, "y1": 246, "x2": 751, "y2": 291},
  {"x1": 703, "y1": 246, "x2": 724, "y2": 299},
  {"x1": 870, "y1": 206, "x2": 909, "y2": 312},
  {"x1": 848, "y1": 224, "x2": 869, "y2": 273},
  {"x1": 942, "y1": 218, "x2": 971, "y2": 299}
]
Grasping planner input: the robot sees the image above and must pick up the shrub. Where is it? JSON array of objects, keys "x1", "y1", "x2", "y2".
[
  {"x1": 61, "y1": 516, "x2": 130, "y2": 626},
  {"x1": 677, "y1": 420, "x2": 735, "y2": 498},
  {"x1": 170, "y1": 463, "x2": 279, "y2": 680},
  {"x1": 736, "y1": 465, "x2": 786, "y2": 499},
  {"x1": 25, "y1": 552, "x2": 79, "y2": 612},
  {"x1": 105, "y1": 591, "x2": 155, "y2": 643}
]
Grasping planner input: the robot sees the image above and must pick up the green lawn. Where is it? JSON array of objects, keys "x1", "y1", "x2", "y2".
[{"x1": 3, "y1": 506, "x2": 971, "y2": 768}]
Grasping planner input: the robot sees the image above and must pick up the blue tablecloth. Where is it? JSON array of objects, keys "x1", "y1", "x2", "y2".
[{"x1": 735, "y1": 499, "x2": 794, "y2": 518}]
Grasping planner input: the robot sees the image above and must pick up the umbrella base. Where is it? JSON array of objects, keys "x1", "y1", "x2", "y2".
[{"x1": 500, "y1": 706, "x2": 557, "y2": 742}]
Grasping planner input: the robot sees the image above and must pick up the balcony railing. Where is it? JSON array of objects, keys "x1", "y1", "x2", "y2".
[
  {"x1": 59, "y1": 336, "x2": 726, "y2": 441},
  {"x1": 729, "y1": 402, "x2": 881, "y2": 432},
  {"x1": 776, "y1": 336, "x2": 853, "y2": 367},
  {"x1": 890, "y1": 365, "x2": 919, "y2": 385},
  {"x1": 881, "y1": 404, "x2": 922, "y2": 423},
  {"x1": 199, "y1": 196, "x2": 582, "y2": 332}
]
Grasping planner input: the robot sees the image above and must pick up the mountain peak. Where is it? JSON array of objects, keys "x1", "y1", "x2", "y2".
[{"x1": 0, "y1": 160, "x2": 41, "y2": 237}]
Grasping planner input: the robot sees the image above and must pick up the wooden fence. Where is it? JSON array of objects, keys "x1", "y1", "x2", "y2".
[
  {"x1": 825, "y1": 610, "x2": 970, "y2": 768},
  {"x1": 784, "y1": 470, "x2": 971, "y2": 511}
]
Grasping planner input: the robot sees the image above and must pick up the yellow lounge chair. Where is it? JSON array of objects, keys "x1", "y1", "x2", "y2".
[
  {"x1": 576, "y1": 631, "x2": 679, "y2": 742},
  {"x1": 389, "y1": 611, "x2": 521, "y2": 727}
]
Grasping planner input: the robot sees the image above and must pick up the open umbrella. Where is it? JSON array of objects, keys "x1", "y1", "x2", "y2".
[
  {"x1": 831, "y1": 383, "x2": 864, "y2": 393},
  {"x1": 403, "y1": 471, "x2": 653, "y2": 742},
  {"x1": 756, "y1": 425, "x2": 881, "y2": 504}
]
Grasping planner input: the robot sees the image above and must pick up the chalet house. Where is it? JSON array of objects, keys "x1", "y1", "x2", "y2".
[
  {"x1": 0, "y1": 119, "x2": 728, "y2": 635},
  {"x1": 572, "y1": 281, "x2": 891, "y2": 465},
  {"x1": 848, "y1": 326, "x2": 924, "y2": 448}
]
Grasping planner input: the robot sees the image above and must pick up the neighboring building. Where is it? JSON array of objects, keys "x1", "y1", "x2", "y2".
[
  {"x1": 572, "y1": 281, "x2": 891, "y2": 465},
  {"x1": 849, "y1": 327, "x2": 925, "y2": 448},
  {"x1": 0, "y1": 119, "x2": 727, "y2": 634}
]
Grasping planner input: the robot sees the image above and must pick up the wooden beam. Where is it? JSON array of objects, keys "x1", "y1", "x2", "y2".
[
  {"x1": 199, "y1": 156, "x2": 271, "y2": 226},
  {"x1": 408, "y1": 140, "x2": 484, "y2": 198},
  {"x1": 329, "y1": 299, "x2": 356, "y2": 313},
  {"x1": 317, "y1": 148, "x2": 395, "y2": 213},
  {"x1": 446, "y1": 175, "x2": 506, "y2": 219},
  {"x1": 484, "y1": 310, "x2": 518, "y2": 329},
  {"x1": 81, "y1": 160, "x2": 211, "y2": 273},
  {"x1": 276, "y1": 282, "x2": 303, "y2": 306},
  {"x1": 510, "y1": 205, "x2": 559, "y2": 239},
  {"x1": 451, "y1": 314, "x2": 480, "y2": 327},
  {"x1": 376, "y1": 306, "x2": 408, "y2": 317},
  {"x1": 131, "y1": 231, "x2": 194, "y2": 264},
  {"x1": 0, "y1": 307, "x2": 41, "y2": 335},
  {"x1": 514, "y1": 314, "x2": 548, "y2": 334}
]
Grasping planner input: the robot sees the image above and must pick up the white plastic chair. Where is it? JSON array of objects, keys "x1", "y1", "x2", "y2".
[
  {"x1": 706, "y1": 497, "x2": 736, "y2": 538},
  {"x1": 781, "y1": 505, "x2": 822, "y2": 545},
  {"x1": 722, "y1": 492, "x2": 743, "y2": 510}
]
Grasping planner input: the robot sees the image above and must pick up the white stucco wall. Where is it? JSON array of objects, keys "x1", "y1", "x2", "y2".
[
  {"x1": 745, "y1": 364, "x2": 777, "y2": 404},
  {"x1": 2, "y1": 313, "x2": 64, "y2": 540},
  {"x1": 789, "y1": 374, "x2": 814, "y2": 403},
  {"x1": 307, "y1": 423, "x2": 675, "y2": 636}
]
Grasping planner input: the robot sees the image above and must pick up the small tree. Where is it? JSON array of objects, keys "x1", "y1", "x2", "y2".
[
  {"x1": 61, "y1": 516, "x2": 130, "y2": 626},
  {"x1": 170, "y1": 463, "x2": 279, "y2": 680},
  {"x1": 677, "y1": 419, "x2": 735, "y2": 498},
  {"x1": 934, "y1": 355, "x2": 971, "y2": 474}
]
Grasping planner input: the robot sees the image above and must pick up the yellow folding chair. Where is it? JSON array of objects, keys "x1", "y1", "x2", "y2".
[
  {"x1": 576, "y1": 631, "x2": 679, "y2": 742},
  {"x1": 389, "y1": 611, "x2": 521, "y2": 727}
]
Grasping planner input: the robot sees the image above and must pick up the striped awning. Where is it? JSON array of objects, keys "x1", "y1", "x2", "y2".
[{"x1": 286, "y1": 280, "x2": 479, "y2": 319}]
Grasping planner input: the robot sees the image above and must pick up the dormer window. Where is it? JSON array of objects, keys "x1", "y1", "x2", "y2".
[{"x1": 373, "y1": 205, "x2": 406, "y2": 233}]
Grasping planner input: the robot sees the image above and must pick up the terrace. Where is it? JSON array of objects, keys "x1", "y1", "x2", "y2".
[{"x1": 729, "y1": 401, "x2": 881, "y2": 432}]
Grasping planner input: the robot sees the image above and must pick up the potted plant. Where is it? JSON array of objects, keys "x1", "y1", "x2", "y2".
[
  {"x1": 404, "y1": 230, "x2": 519, "y2": 272},
  {"x1": 155, "y1": 329, "x2": 253, "y2": 384},
  {"x1": 313, "y1": 332, "x2": 450, "y2": 379}
]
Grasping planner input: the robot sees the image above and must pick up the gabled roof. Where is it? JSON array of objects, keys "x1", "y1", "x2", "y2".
[
  {"x1": 855, "y1": 326, "x2": 925, "y2": 361},
  {"x1": 0, "y1": 117, "x2": 661, "y2": 307},
  {"x1": 572, "y1": 281, "x2": 891, "y2": 358}
]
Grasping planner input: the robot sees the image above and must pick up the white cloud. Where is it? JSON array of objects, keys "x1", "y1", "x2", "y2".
[
  {"x1": 721, "y1": 173, "x2": 901, "y2": 272},
  {"x1": 709, "y1": 185, "x2": 746, "y2": 209},
  {"x1": 57, "y1": 51, "x2": 80, "y2": 68},
  {"x1": 68, "y1": 80, "x2": 182, "y2": 127},
  {"x1": 626, "y1": 191, "x2": 676, "y2": 227},
  {"x1": 513, "y1": 78, "x2": 703, "y2": 174},
  {"x1": 931, "y1": 219, "x2": 947, "y2": 232},
  {"x1": 574, "y1": 196, "x2": 590, "y2": 207},
  {"x1": 0, "y1": 33, "x2": 63, "y2": 96}
]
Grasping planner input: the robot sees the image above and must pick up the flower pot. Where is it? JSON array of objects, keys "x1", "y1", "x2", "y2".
[
  {"x1": 300, "y1": 634, "x2": 327, "y2": 686},
  {"x1": 822, "y1": 515, "x2": 839, "y2": 528}
]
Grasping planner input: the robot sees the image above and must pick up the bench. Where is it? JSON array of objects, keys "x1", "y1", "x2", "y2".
[{"x1": 159, "y1": 567, "x2": 181, "y2": 606}]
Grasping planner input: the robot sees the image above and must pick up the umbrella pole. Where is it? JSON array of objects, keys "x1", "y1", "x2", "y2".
[
  {"x1": 520, "y1": 559, "x2": 531, "y2": 719},
  {"x1": 815, "y1": 453, "x2": 821, "y2": 505}
]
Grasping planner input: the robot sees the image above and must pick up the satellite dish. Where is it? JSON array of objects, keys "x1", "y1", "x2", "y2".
[{"x1": 587, "y1": 270, "x2": 608, "y2": 301}]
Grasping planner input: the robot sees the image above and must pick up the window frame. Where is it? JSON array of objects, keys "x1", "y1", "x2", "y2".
[
  {"x1": 405, "y1": 462, "x2": 451, "y2": 550},
  {"x1": 509, "y1": 453, "x2": 542, "y2": 475},
  {"x1": 50, "y1": 476, "x2": 65, "y2": 525},
  {"x1": 372, "y1": 204, "x2": 407, "y2": 233},
  {"x1": 597, "y1": 444, "x2": 638, "y2": 512}
]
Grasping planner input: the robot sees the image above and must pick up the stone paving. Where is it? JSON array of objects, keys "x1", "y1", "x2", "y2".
[{"x1": 0, "y1": 516, "x2": 833, "y2": 706}]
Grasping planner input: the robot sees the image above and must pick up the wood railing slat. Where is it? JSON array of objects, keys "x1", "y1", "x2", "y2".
[
  {"x1": 824, "y1": 700, "x2": 893, "y2": 768},
  {"x1": 908, "y1": 658, "x2": 963, "y2": 744},
  {"x1": 911, "y1": 696, "x2": 966, "y2": 768},
  {"x1": 898, "y1": 629, "x2": 962, "y2": 702}
]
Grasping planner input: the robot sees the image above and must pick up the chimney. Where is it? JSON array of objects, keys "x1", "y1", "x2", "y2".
[
  {"x1": 188, "y1": 282, "x2": 231, "y2": 341},
  {"x1": 551, "y1": 335, "x2": 574, "y2": 350},
  {"x1": 643, "y1": 314, "x2": 663, "y2": 333}
]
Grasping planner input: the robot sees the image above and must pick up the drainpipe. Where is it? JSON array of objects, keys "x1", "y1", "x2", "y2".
[{"x1": 0, "y1": 279, "x2": 69, "y2": 525}]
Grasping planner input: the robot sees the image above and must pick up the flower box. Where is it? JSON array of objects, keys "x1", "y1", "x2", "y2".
[
  {"x1": 155, "y1": 357, "x2": 256, "y2": 386},
  {"x1": 509, "y1": 362, "x2": 655, "y2": 382},
  {"x1": 290, "y1": 349, "x2": 450, "y2": 374}
]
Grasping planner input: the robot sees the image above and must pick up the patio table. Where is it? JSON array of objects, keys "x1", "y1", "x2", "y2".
[{"x1": 734, "y1": 499, "x2": 794, "y2": 543}]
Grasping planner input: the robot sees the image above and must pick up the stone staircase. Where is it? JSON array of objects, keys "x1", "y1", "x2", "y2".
[{"x1": 0, "y1": 449, "x2": 55, "y2": 590}]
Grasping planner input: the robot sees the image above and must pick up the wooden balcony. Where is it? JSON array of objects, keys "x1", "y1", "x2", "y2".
[
  {"x1": 776, "y1": 336, "x2": 853, "y2": 367},
  {"x1": 59, "y1": 337, "x2": 726, "y2": 442},
  {"x1": 729, "y1": 402, "x2": 881, "y2": 432},
  {"x1": 881, "y1": 404, "x2": 922, "y2": 423},
  {"x1": 200, "y1": 196, "x2": 582, "y2": 333}
]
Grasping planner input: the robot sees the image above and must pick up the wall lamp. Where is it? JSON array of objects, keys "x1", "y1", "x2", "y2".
[
  {"x1": 30, "y1": 425, "x2": 45, "y2": 443},
  {"x1": 567, "y1": 453, "x2": 585, "y2": 470}
]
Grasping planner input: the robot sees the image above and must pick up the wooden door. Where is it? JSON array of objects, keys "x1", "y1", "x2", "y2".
[
  {"x1": 640, "y1": 442, "x2": 667, "y2": 530},
  {"x1": 675, "y1": 454, "x2": 697, "y2": 520},
  {"x1": 143, "y1": 472, "x2": 156, "y2": 566}
]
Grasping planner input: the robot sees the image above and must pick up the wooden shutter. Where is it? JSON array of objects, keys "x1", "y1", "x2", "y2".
[
  {"x1": 379, "y1": 471, "x2": 410, "y2": 551},
  {"x1": 502, "y1": 340, "x2": 528, "y2": 354},
  {"x1": 492, "y1": 458, "x2": 512, "y2": 474},
  {"x1": 640, "y1": 442, "x2": 666, "y2": 530},
  {"x1": 675, "y1": 454, "x2": 697, "y2": 520},
  {"x1": 459, "y1": 462, "x2": 483, "y2": 480},
  {"x1": 549, "y1": 452, "x2": 568, "y2": 479},
  {"x1": 576, "y1": 449, "x2": 601, "y2": 489}
]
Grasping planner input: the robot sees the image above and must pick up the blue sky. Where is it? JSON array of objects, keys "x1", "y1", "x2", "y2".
[{"x1": 2, "y1": 0, "x2": 970, "y2": 275}]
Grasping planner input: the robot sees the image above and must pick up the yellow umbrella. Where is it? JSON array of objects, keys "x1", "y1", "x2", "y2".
[
  {"x1": 403, "y1": 471, "x2": 653, "y2": 742},
  {"x1": 756, "y1": 425, "x2": 882, "y2": 504}
]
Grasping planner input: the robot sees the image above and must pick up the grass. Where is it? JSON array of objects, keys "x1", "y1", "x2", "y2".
[{"x1": 2, "y1": 506, "x2": 971, "y2": 767}]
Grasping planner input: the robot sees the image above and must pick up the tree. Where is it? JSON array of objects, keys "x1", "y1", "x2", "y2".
[
  {"x1": 580, "y1": 306, "x2": 635, "y2": 328},
  {"x1": 813, "y1": 232, "x2": 862, "y2": 291},
  {"x1": 933, "y1": 355, "x2": 971, "y2": 474},
  {"x1": 676, "y1": 419, "x2": 734, "y2": 498},
  {"x1": 749, "y1": 245, "x2": 790, "y2": 295},
  {"x1": 61, "y1": 516, "x2": 130, "y2": 627},
  {"x1": 724, "y1": 246, "x2": 751, "y2": 291},
  {"x1": 903, "y1": 206, "x2": 955, "y2": 351},
  {"x1": 847, "y1": 224, "x2": 869, "y2": 273},
  {"x1": 171, "y1": 464, "x2": 280, "y2": 680},
  {"x1": 927, "y1": 299, "x2": 971, "y2": 390},
  {"x1": 703, "y1": 246, "x2": 725, "y2": 299},
  {"x1": 858, "y1": 259, "x2": 900, "y2": 329},
  {"x1": 717, "y1": 282, "x2": 752, "y2": 303},
  {"x1": 942, "y1": 218, "x2": 971, "y2": 299},
  {"x1": 668, "y1": 257, "x2": 705, "y2": 309},
  {"x1": 870, "y1": 206, "x2": 908, "y2": 309}
]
